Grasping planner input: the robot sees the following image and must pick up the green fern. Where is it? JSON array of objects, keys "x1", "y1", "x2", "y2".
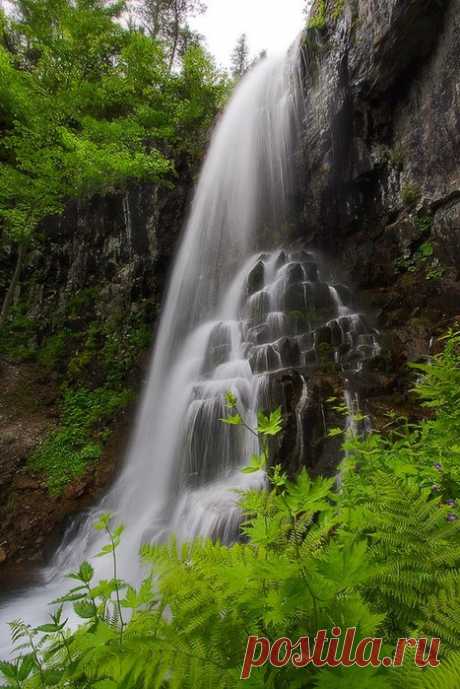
[{"x1": 2, "y1": 331, "x2": 460, "y2": 689}]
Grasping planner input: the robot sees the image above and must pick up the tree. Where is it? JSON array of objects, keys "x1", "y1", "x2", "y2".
[
  {"x1": 176, "y1": 22, "x2": 203, "y2": 60},
  {"x1": 137, "y1": 0, "x2": 206, "y2": 70},
  {"x1": 230, "y1": 32, "x2": 249, "y2": 79}
]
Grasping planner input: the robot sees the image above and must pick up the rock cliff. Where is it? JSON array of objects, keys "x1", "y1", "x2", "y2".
[
  {"x1": 277, "y1": 0, "x2": 460, "y2": 445},
  {"x1": 299, "y1": 0, "x2": 459, "y2": 349}
]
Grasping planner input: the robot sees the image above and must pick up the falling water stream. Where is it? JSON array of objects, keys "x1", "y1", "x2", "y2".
[{"x1": 0, "y1": 40, "x2": 379, "y2": 652}]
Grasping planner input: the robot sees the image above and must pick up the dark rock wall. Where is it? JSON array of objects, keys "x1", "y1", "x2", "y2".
[
  {"x1": 14, "y1": 171, "x2": 193, "y2": 334},
  {"x1": 298, "y1": 0, "x2": 460, "y2": 363}
]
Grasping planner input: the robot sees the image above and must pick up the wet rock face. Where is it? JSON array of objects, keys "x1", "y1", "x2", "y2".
[
  {"x1": 265, "y1": 369, "x2": 346, "y2": 480},
  {"x1": 299, "y1": 0, "x2": 459, "y2": 252},
  {"x1": 2, "y1": 164, "x2": 193, "y2": 331},
  {"x1": 432, "y1": 199, "x2": 460, "y2": 278},
  {"x1": 198, "y1": 250, "x2": 381, "y2": 478},
  {"x1": 247, "y1": 260, "x2": 265, "y2": 295},
  {"x1": 297, "y1": 0, "x2": 460, "y2": 382}
]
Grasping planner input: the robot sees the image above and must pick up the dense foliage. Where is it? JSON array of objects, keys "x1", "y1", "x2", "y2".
[
  {"x1": 2, "y1": 330, "x2": 460, "y2": 688},
  {"x1": 0, "y1": 0, "x2": 229, "y2": 323}
]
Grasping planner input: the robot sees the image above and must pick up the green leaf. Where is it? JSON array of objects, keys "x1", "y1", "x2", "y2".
[
  {"x1": 257, "y1": 407, "x2": 282, "y2": 436},
  {"x1": 419, "y1": 241, "x2": 434, "y2": 258},
  {"x1": 113, "y1": 525, "x2": 125, "y2": 541},
  {"x1": 313, "y1": 666, "x2": 391, "y2": 689},
  {"x1": 220, "y1": 413, "x2": 242, "y2": 426},
  {"x1": 74, "y1": 600, "x2": 96, "y2": 619},
  {"x1": 17, "y1": 655, "x2": 35, "y2": 682},
  {"x1": 224, "y1": 391, "x2": 238, "y2": 409},
  {"x1": 94, "y1": 513, "x2": 112, "y2": 531},
  {"x1": 96, "y1": 543, "x2": 115, "y2": 557},
  {"x1": 36, "y1": 623, "x2": 63, "y2": 633},
  {"x1": 52, "y1": 591, "x2": 86, "y2": 603},
  {"x1": 242, "y1": 454, "x2": 266, "y2": 474},
  {"x1": 328, "y1": 426, "x2": 344, "y2": 438},
  {"x1": 42, "y1": 669, "x2": 63, "y2": 686},
  {"x1": 270, "y1": 464, "x2": 288, "y2": 488},
  {"x1": 0, "y1": 661, "x2": 17, "y2": 680},
  {"x1": 79, "y1": 561, "x2": 94, "y2": 583}
]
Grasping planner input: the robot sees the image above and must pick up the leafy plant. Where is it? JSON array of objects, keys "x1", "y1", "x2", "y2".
[
  {"x1": 426, "y1": 258, "x2": 446, "y2": 281},
  {"x1": 221, "y1": 390, "x2": 283, "y2": 473},
  {"x1": 415, "y1": 213, "x2": 433, "y2": 236},
  {"x1": 0, "y1": 304, "x2": 37, "y2": 361}
]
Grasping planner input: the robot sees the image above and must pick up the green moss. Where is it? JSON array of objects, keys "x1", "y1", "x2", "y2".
[
  {"x1": 394, "y1": 213, "x2": 445, "y2": 281},
  {"x1": 287, "y1": 310, "x2": 309, "y2": 328},
  {"x1": 29, "y1": 310, "x2": 153, "y2": 493},
  {"x1": 425, "y1": 258, "x2": 446, "y2": 281},
  {"x1": 29, "y1": 387, "x2": 132, "y2": 495},
  {"x1": 37, "y1": 329, "x2": 74, "y2": 371},
  {"x1": 317, "y1": 342, "x2": 338, "y2": 374},
  {"x1": 401, "y1": 182, "x2": 421, "y2": 208},
  {"x1": 308, "y1": 0, "x2": 345, "y2": 29},
  {"x1": 66, "y1": 287, "x2": 99, "y2": 320},
  {"x1": 418, "y1": 241, "x2": 434, "y2": 259},
  {"x1": 3, "y1": 289, "x2": 154, "y2": 494},
  {"x1": 0, "y1": 304, "x2": 37, "y2": 361},
  {"x1": 331, "y1": 0, "x2": 345, "y2": 21},
  {"x1": 308, "y1": 0, "x2": 327, "y2": 29},
  {"x1": 65, "y1": 315, "x2": 152, "y2": 389},
  {"x1": 415, "y1": 212, "x2": 433, "y2": 235}
]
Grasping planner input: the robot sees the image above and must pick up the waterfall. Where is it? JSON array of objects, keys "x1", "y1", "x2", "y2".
[
  {"x1": 0, "y1": 38, "x2": 380, "y2": 652},
  {"x1": 0, "y1": 40, "x2": 304, "y2": 650}
]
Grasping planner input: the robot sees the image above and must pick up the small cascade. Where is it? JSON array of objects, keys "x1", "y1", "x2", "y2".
[
  {"x1": 295, "y1": 375, "x2": 310, "y2": 461},
  {"x1": 167, "y1": 248, "x2": 380, "y2": 541},
  {"x1": 122, "y1": 194, "x2": 133, "y2": 258}
]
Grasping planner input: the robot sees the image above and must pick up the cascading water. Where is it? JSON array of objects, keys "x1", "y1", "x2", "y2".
[{"x1": 0, "y1": 39, "x2": 379, "y2": 652}]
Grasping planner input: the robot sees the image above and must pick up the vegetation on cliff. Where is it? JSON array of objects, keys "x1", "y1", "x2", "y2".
[
  {"x1": 0, "y1": 0, "x2": 229, "y2": 326},
  {"x1": 1, "y1": 331, "x2": 459, "y2": 688}
]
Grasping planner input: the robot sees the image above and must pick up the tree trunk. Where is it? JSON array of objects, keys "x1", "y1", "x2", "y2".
[
  {"x1": 0, "y1": 243, "x2": 25, "y2": 329},
  {"x1": 168, "y1": 1, "x2": 180, "y2": 72}
]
